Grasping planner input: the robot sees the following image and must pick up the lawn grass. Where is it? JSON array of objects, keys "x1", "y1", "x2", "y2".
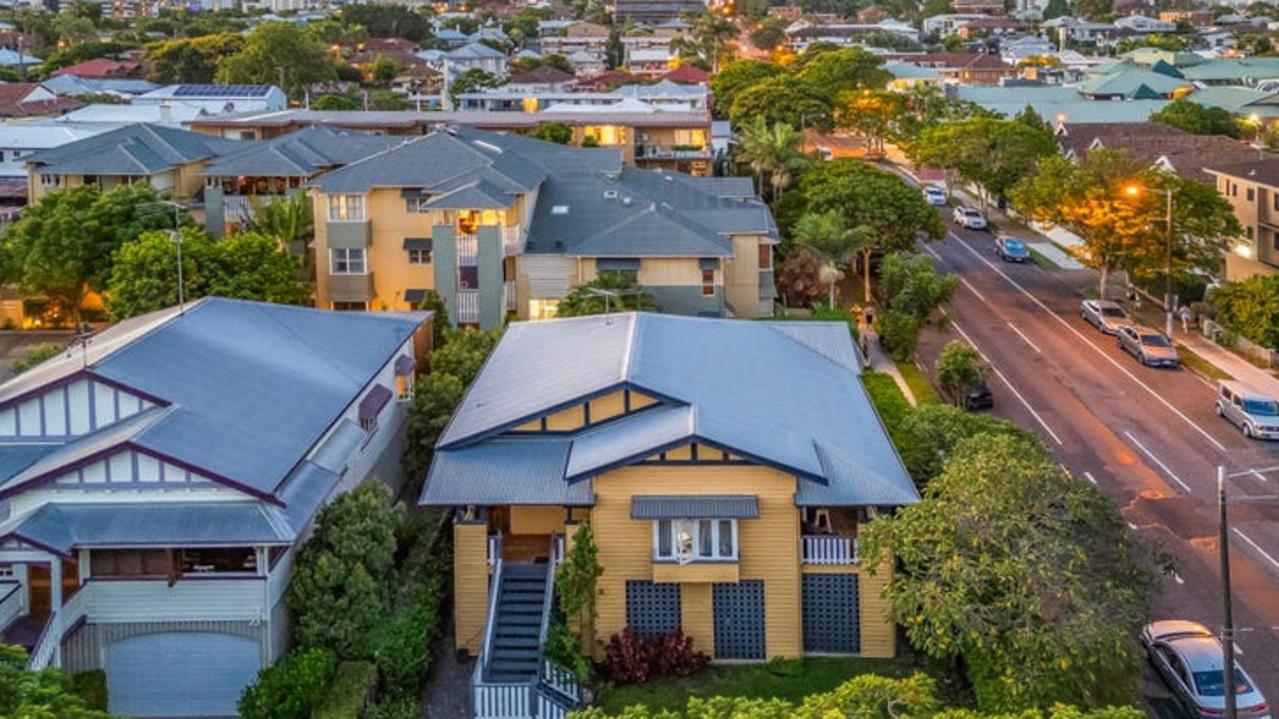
[
  {"x1": 862, "y1": 370, "x2": 912, "y2": 438},
  {"x1": 1178, "y1": 346, "x2": 1232, "y2": 381},
  {"x1": 1026, "y1": 247, "x2": 1056, "y2": 271},
  {"x1": 596, "y1": 655, "x2": 969, "y2": 715},
  {"x1": 895, "y1": 361, "x2": 940, "y2": 405}
]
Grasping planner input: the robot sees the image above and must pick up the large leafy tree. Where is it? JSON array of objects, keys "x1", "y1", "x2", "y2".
[
  {"x1": 556, "y1": 271, "x2": 659, "y2": 317},
  {"x1": 145, "y1": 32, "x2": 243, "y2": 83},
  {"x1": 338, "y1": 4, "x2": 430, "y2": 41},
  {"x1": 878, "y1": 251, "x2": 956, "y2": 322},
  {"x1": 106, "y1": 228, "x2": 311, "y2": 319},
  {"x1": 795, "y1": 46, "x2": 891, "y2": 101},
  {"x1": 287, "y1": 483, "x2": 405, "y2": 658},
  {"x1": 835, "y1": 89, "x2": 905, "y2": 156},
  {"x1": 935, "y1": 339, "x2": 987, "y2": 407},
  {"x1": 794, "y1": 210, "x2": 868, "y2": 309},
  {"x1": 216, "y1": 22, "x2": 337, "y2": 98},
  {"x1": 671, "y1": 10, "x2": 739, "y2": 73},
  {"x1": 0, "y1": 184, "x2": 174, "y2": 323},
  {"x1": 729, "y1": 75, "x2": 833, "y2": 132},
  {"x1": 801, "y1": 160, "x2": 944, "y2": 300},
  {"x1": 1122, "y1": 172, "x2": 1238, "y2": 285},
  {"x1": 1150, "y1": 99, "x2": 1242, "y2": 139},
  {"x1": 909, "y1": 117, "x2": 1056, "y2": 210},
  {"x1": 449, "y1": 67, "x2": 502, "y2": 105},
  {"x1": 860, "y1": 434, "x2": 1159, "y2": 712},
  {"x1": 709, "y1": 59, "x2": 785, "y2": 120},
  {"x1": 1208, "y1": 275, "x2": 1279, "y2": 350},
  {"x1": 893, "y1": 403, "x2": 1035, "y2": 487}
]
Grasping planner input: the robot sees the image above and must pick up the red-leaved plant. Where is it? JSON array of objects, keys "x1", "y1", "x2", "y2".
[{"x1": 604, "y1": 627, "x2": 710, "y2": 684}]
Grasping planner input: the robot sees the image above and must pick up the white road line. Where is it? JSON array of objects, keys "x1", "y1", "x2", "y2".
[
  {"x1": 960, "y1": 278, "x2": 987, "y2": 302},
  {"x1": 948, "y1": 233, "x2": 1228, "y2": 453},
  {"x1": 922, "y1": 244, "x2": 942, "y2": 260},
  {"x1": 1252, "y1": 470, "x2": 1268, "y2": 483},
  {"x1": 949, "y1": 319, "x2": 1064, "y2": 445},
  {"x1": 1127, "y1": 522, "x2": 1139, "y2": 530},
  {"x1": 1234, "y1": 643, "x2": 1245, "y2": 657},
  {"x1": 1083, "y1": 471, "x2": 1098, "y2": 485},
  {"x1": 1123, "y1": 430, "x2": 1194, "y2": 494},
  {"x1": 1232, "y1": 527, "x2": 1279, "y2": 572},
  {"x1": 1172, "y1": 571, "x2": 1185, "y2": 585},
  {"x1": 1007, "y1": 322, "x2": 1042, "y2": 354}
]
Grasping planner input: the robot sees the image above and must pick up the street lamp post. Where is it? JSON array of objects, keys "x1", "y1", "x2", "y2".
[{"x1": 1124, "y1": 184, "x2": 1175, "y2": 339}]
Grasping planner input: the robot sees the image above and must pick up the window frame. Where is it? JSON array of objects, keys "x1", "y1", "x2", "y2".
[
  {"x1": 327, "y1": 194, "x2": 365, "y2": 222},
  {"x1": 330, "y1": 247, "x2": 367, "y2": 275},
  {"x1": 758, "y1": 243, "x2": 772, "y2": 270},
  {"x1": 701, "y1": 267, "x2": 715, "y2": 297},
  {"x1": 651, "y1": 517, "x2": 738, "y2": 562},
  {"x1": 407, "y1": 248, "x2": 432, "y2": 265}
]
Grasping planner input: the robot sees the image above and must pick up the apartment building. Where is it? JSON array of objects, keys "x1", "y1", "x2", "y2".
[
  {"x1": 308, "y1": 127, "x2": 776, "y2": 326},
  {"x1": 1206, "y1": 158, "x2": 1279, "y2": 280}
]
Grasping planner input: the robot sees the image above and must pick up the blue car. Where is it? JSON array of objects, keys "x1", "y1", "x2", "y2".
[{"x1": 996, "y1": 235, "x2": 1030, "y2": 263}]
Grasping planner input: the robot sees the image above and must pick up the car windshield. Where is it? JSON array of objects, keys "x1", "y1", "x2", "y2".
[
  {"x1": 963, "y1": 209, "x2": 980, "y2": 216},
  {"x1": 1004, "y1": 240, "x2": 1025, "y2": 251},
  {"x1": 1243, "y1": 399, "x2": 1279, "y2": 416},
  {"x1": 1193, "y1": 669, "x2": 1255, "y2": 697},
  {"x1": 1140, "y1": 334, "x2": 1172, "y2": 347},
  {"x1": 1101, "y1": 307, "x2": 1127, "y2": 317}
]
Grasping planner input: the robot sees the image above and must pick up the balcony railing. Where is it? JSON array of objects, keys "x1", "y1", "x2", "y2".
[
  {"x1": 26, "y1": 612, "x2": 56, "y2": 670},
  {"x1": 504, "y1": 281, "x2": 516, "y2": 313},
  {"x1": 223, "y1": 195, "x2": 254, "y2": 225},
  {"x1": 457, "y1": 235, "x2": 478, "y2": 267},
  {"x1": 488, "y1": 533, "x2": 502, "y2": 567},
  {"x1": 502, "y1": 226, "x2": 523, "y2": 256},
  {"x1": 637, "y1": 144, "x2": 711, "y2": 160},
  {"x1": 801, "y1": 534, "x2": 857, "y2": 565},
  {"x1": 457, "y1": 289, "x2": 479, "y2": 325}
]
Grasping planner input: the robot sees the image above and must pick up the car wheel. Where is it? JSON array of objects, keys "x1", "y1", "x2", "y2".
[
  {"x1": 1215, "y1": 403, "x2": 1224, "y2": 417},
  {"x1": 1244, "y1": 424, "x2": 1254, "y2": 439}
]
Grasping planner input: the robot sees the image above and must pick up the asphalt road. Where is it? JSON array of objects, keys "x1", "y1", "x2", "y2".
[{"x1": 912, "y1": 221, "x2": 1279, "y2": 710}]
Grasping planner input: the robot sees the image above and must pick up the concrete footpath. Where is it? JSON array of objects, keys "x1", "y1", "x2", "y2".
[{"x1": 862, "y1": 330, "x2": 918, "y2": 405}]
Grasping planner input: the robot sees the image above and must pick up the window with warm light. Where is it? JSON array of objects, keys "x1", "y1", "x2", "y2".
[
  {"x1": 584, "y1": 125, "x2": 627, "y2": 146},
  {"x1": 328, "y1": 194, "x2": 364, "y2": 221},
  {"x1": 652, "y1": 519, "x2": 737, "y2": 562},
  {"x1": 529, "y1": 299, "x2": 560, "y2": 320}
]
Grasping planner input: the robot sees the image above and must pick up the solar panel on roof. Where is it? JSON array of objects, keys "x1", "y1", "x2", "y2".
[{"x1": 173, "y1": 84, "x2": 272, "y2": 98}]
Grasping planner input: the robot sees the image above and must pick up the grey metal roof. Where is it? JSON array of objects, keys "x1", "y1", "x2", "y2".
[
  {"x1": 0, "y1": 299, "x2": 428, "y2": 500},
  {"x1": 0, "y1": 444, "x2": 59, "y2": 484},
  {"x1": 24, "y1": 121, "x2": 243, "y2": 175},
  {"x1": 421, "y1": 437, "x2": 595, "y2": 506},
  {"x1": 0, "y1": 407, "x2": 172, "y2": 494},
  {"x1": 199, "y1": 125, "x2": 404, "y2": 177},
  {"x1": 422, "y1": 313, "x2": 916, "y2": 508},
  {"x1": 25, "y1": 122, "x2": 243, "y2": 175},
  {"x1": 631, "y1": 495, "x2": 759, "y2": 519},
  {"x1": 0, "y1": 501, "x2": 293, "y2": 555}
]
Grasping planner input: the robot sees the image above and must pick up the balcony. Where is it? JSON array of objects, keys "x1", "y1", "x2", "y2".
[
  {"x1": 636, "y1": 144, "x2": 712, "y2": 160},
  {"x1": 801, "y1": 534, "x2": 858, "y2": 565},
  {"x1": 457, "y1": 289, "x2": 479, "y2": 325},
  {"x1": 328, "y1": 273, "x2": 375, "y2": 302}
]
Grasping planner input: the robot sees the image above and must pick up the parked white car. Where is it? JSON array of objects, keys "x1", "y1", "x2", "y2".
[
  {"x1": 923, "y1": 185, "x2": 947, "y2": 206},
  {"x1": 952, "y1": 205, "x2": 987, "y2": 230},
  {"x1": 1141, "y1": 620, "x2": 1271, "y2": 719}
]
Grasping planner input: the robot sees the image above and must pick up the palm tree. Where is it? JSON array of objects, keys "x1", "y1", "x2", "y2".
[
  {"x1": 794, "y1": 210, "x2": 870, "y2": 309},
  {"x1": 557, "y1": 271, "x2": 659, "y2": 317},
  {"x1": 736, "y1": 117, "x2": 810, "y2": 202},
  {"x1": 248, "y1": 192, "x2": 314, "y2": 250}
]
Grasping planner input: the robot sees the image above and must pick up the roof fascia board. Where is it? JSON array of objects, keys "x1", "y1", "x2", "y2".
[
  {"x1": 0, "y1": 368, "x2": 171, "y2": 415},
  {"x1": 564, "y1": 433, "x2": 821, "y2": 485}
]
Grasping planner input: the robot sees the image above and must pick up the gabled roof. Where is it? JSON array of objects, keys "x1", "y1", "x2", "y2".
[
  {"x1": 50, "y1": 57, "x2": 145, "y2": 79},
  {"x1": 199, "y1": 125, "x2": 404, "y2": 178},
  {"x1": 508, "y1": 65, "x2": 576, "y2": 85},
  {"x1": 448, "y1": 42, "x2": 506, "y2": 60},
  {"x1": 0, "y1": 298, "x2": 428, "y2": 499},
  {"x1": 25, "y1": 122, "x2": 241, "y2": 175},
  {"x1": 422, "y1": 314, "x2": 916, "y2": 508},
  {"x1": 1077, "y1": 66, "x2": 1191, "y2": 98}
]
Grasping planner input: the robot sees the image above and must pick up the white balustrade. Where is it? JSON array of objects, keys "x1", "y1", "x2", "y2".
[
  {"x1": 457, "y1": 290, "x2": 479, "y2": 324},
  {"x1": 26, "y1": 612, "x2": 56, "y2": 670},
  {"x1": 473, "y1": 680, "x2": 532, "y2": 719},
  {"x1": 801, "y1": 535, "x2": 858, "y2": 565}
]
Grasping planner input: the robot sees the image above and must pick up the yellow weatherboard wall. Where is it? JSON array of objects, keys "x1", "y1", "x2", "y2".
[
  {"x1": 454, "y1": 521, "x2": 490, "y2": 654},
  {"x1": 589, "y1": 464, "x2": 802, "y2": 660},
  {"x1": 510, "y1": 506, "x2": 567, "y2": 535}
]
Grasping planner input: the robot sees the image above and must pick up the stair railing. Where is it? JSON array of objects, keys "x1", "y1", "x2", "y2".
[{"x1": 477, "y1": 555, "x2": 504, "y2": 684}]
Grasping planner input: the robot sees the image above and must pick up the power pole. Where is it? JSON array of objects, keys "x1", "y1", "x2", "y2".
[{"x1": 1219, "y1": 466, "x2": 1238, "y2": 719}]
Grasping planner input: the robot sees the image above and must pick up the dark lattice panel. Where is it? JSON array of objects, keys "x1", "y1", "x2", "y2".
[
  {"x1": 802, "y1": 574, "x2": 859, "y2": 654},
  {"x1": 712, "y1": 580, "x2": 766, "y2": 660},
  {"x1": 625, "y1": 580, "x2": 682, "y2": 637}
]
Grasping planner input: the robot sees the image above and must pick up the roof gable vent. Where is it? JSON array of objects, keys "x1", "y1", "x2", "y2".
[
  {"x1": 603, "y1": 189, "x2": 619, "y2": 199},
  {"x1": 552, "y1": 205, "x2": 569, "y2": 215}
]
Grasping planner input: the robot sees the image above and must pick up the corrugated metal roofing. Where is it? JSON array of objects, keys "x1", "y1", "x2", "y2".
[
  {"x1": 199, "y1": 125, "x2": 404, "y2": 178},
  {"x1": 0, "y1": 298, "x2": 428, "y2": 499},
  {"x1": 1, "y1": 501, "x2": 293, "y2": 555},
  {"x1": 25, "y1": 122, "x2": 243, "y2": 175},
  {"x1": 0, "y1": 407, "x2": 172, "y2": 494},
  {"x1": 309, "y1": 420, "x2": 366, "y2": 475},
  {"x1": 422, "y1": 438, "x2": 594, "y2": 506},
  {"x1": 423, "y1": 313, "x2": 916, "y2": 508},
  {"x1": 631, "y1": 495, "x2": 759, "y2": 519}
]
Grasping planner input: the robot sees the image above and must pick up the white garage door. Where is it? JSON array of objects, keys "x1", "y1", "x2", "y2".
[{"x1": 107, "y1": 632, "x2": 262, "y2": 718}]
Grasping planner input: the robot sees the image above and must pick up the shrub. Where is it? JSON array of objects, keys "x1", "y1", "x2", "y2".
[
  {"x1": 11, "y1": 343, "x2": 64, "y2": 375},
  {"x1": 312, "y1": 661, "x2": 376, "y2": 719},
  {"x1": 604, "y1": 628, "x2": 709, "y2": 684},
  {"x1": 363, "y1": 697, "x2": 421, "y2": 719},
  {"x1": 71, "y1": 670, "x2": 107, "y2": 711},
  {"x1": 810, "y1": 305, "x2": 860, "y2": 341},
  {"x1": 237, "y1": 647, "x2": 336, "y2": 719},
  {"x1": 287, "y1": 483, "x2": 404, "y2": 658},
  {"x1": 935, "y1": 340, "x2": 986, "y2": 405},
  {"x1": 877, "y1": 309, "x2": 921, "y2": 361},
  {"x1": 862, "y1": 371, "x2": 911, "y2": 438},
  {"x1": 879, "y1": 252, "x2": 956, "y2": 322},
  {"x1": 1208, "y1": 275, "x2": 1279, "y2": 350},
  {"x1": 544, "y1": 619, "x2": 591, "y2": 684}
]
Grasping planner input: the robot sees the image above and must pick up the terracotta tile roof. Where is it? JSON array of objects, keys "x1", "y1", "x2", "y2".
[
  {"x1": 508, "y1": 65, "x2": 577, "y2": 85},
  {"x1": 662, "y1": 65, "x2": 709, "y2": 84},
  {"x1": 1062, "y1": 122, "x2": 1263, "y2": 182},
  {"x1": 50, "y1": 57, "x2": 144, "y2": 79},
  {"x1": 0, "y1": 84, "x2": 81, "y2": 118}
]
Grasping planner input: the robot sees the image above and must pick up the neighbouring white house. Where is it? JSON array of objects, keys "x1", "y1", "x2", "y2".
[
  {"x1": 1113, "y1": 14, "x2": 1177, "y2": 32},
  {"x1": 133, "y1": 83, "x2": 288, "y2": 115},
  {"x1": 0, "y1": 298, "x2": 431, "y2": 718},
  {"x1": 0, "y1": 123, "x2": 102, "y2": 177}
]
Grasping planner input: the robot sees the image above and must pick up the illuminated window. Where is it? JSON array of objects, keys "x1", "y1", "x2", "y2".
[
  {"x1": 584, "y1": 125, "x2": 627, "y2": 146},
  {"x1": 529, "y1": 299, "x2": 560, "y2": 320},
  {"x1": 327, "y1": 194, "x2": 364, "y2": 221}
]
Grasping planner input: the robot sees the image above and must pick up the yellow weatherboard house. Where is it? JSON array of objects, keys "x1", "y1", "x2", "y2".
[{"x1": 420, "y1": 312, "x2": 919, "y2": 715}]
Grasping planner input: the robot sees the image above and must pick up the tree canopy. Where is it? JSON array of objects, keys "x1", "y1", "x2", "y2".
[
  {"x1": 860, "y1": 433, "x2": 1159, "y2": 712},
  {"x1": 0, "y1": 645, "x2": 110, "y2": 718},
  {"x1": 106, "y1": 228, "x2": 311, "y2": 319},
  {"x1": 557, "y1": 271, "x2": 659, "y2": 317},
  {"x1": 0, "y1": 184, "x2": 175, "y2": 323},
  {"x1": 794, "y1": 46, "x2": 891, "y2": 99},
  {"x1": 1149, "y1": 99, "x2": 1242, "y2": 139},
  {"x1": 709, "y1": 59, "x2": 785, "y2": 120},
  {"x1": 909, "y1": 117, "x2": 1056, "y2": 209},
  {"x1": 730, "y1": 75, "x2": 833, "y2": 132},
  {"x1": 145, "y1": 32, "x2": 243, "y2": 84},
  {"x1": 449, "y1": 67, "x2": 502, "y2": 104},
  {"x1": 338, "y1": 4, "x2": 430, "y2": 42},
  {"x1": 215, "y1": 22, "x2": 337, "y2": 98}
]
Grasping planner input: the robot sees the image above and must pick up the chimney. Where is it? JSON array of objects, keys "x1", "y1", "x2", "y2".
[{"x1": 159, "y1": 100, "x2": 172, "y2": 124}]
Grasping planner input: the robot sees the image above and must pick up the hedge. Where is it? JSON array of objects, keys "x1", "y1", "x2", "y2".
[
  {"x1": 71, "y1": 670, "x2": 108, "y2": 711},
  {"x1": 312, "y1": 661, "x2": 377, "y2": 719}
]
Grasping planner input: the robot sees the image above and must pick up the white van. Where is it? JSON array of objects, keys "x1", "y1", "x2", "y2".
[{"x1": 1216, "y1": 380, "x2": 1279, "y2": 439}]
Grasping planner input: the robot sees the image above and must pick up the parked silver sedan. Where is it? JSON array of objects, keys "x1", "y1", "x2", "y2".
[
  {"x1": 1118, "y1": 325, "x2": 1179, "y2": 368},
  {"x1": 1141, "y1": 620, "x2": 1270, "y2": 719},
  {"x1": 1080, "y1": 299, "x2": 1129, "y2": 335}
]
